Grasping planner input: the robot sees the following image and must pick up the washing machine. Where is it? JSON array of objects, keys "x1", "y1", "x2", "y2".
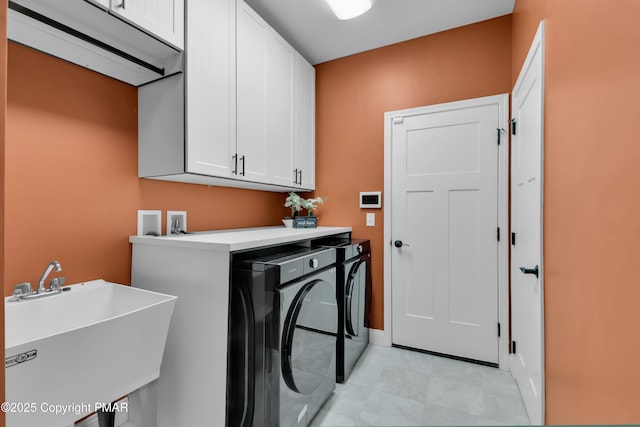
[
  {"x1": 228, "y1": 246, "x2": 337, "y2": 427},
  {"x1": 317, "y1": 238, "x2": 371, "y2": 383}
]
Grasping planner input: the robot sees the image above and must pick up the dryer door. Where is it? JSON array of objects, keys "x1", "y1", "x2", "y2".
[
  {"x1": 345, "y1": 254, "x2": 371, "y2": 338},
  {"x1": 282, "y1": 278, "x2": 337, "y2": 395}
]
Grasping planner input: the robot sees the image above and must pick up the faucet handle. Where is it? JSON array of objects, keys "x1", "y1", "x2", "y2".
[
  {"x1": 49, "y1": 277, "x2": 67, "y2": 291},
  {"x1": 10, "y1": 282, "x2": 32, "y2": 301}
]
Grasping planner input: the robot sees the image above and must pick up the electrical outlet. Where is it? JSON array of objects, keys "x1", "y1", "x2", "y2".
[{"x1": 366, "y1": 212, "x2": 375, "y2": 227}]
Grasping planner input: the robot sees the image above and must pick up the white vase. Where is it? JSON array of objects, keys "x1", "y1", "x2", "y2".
[{"x1": 282, "y1": 218, "x2": 294, "y2": 228}]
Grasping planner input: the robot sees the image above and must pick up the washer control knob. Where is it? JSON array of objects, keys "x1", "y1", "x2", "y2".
[
  {"x1": 309, "y1": 258, "x2": 319, "y2": 269},
  {"x1": 356, "y1": 244, "x2": 363, "y2": 254}
]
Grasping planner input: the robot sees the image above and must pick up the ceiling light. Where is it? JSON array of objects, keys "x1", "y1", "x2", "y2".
[{"x1": 326, "y1": 0, "x2": 372, "y2": 20}]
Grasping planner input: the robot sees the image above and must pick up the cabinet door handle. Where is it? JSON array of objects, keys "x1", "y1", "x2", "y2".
[
  {"x1": 120, "y1": 0, "x2": 126, "y2": 9},
  {"x1": 232, "y1": 154, "x2": 238, "y2": 175},
  {"x1": 293, "y1": 169, "x2": 298, "y2": 184},
  {"x1": 298, "y1": 169, "x2": 302, "y2": 185},
  {"x1": 240, "y1": 155, "x2": 245, "y2": 176}
]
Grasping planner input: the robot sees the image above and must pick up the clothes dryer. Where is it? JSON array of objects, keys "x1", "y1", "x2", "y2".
[
  {"x1": 228, "y1": 247, "x2": 337, "y2": 427},
  {"x1": 316, "y1": 238, "x2": 371, "y2": 383}
]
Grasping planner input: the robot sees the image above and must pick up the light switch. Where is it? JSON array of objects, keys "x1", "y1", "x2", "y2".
[{"x1": 366, "y1": 212, "x2": 375, "y2": 227}]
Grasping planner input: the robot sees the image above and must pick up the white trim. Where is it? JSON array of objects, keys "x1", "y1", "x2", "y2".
[
  {"x1": 383, "y1": 93, "x2": 510, "y2": 368},
  {"x1": 510, "y1": 20, "x2": 545, "y2": 424},
  {"x1": 368, "y1": 328, "x2": 389, "y2": 347},
  {"x1": 496, "y1": 94, "x2": 510, "y2": 371}
]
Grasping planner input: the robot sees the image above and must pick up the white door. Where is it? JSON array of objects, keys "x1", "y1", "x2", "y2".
[
  {"x1": 389, "y1": 95, "x2": 506, "y2": 364},
  {"x1": 510, "y1": 22, "x2": 545, "y2": 425}
]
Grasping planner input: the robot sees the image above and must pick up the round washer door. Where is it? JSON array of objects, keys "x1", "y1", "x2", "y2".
[{"x1": 282, "y1": 279, "x2": 337, "y2": 395}]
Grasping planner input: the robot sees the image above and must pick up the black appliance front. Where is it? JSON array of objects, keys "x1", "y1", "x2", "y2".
[
  {"x1": 340, "y1": 242, "x2": 371, "y2": 382},
  {"x1": 279, "y1": 266, "x2": 337, "y2": 426},
  {"x1": 315, "y1": 238, "x2": 372, "y2": 383},
  {"x1": 227, "y1": 262, "x2": 280, "y2": 427},
  {"x1": 227, "y1": 247, "x2": 337, "y2": 427}
]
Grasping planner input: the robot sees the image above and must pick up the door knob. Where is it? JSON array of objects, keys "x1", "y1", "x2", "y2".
[
  {"x1": 519, "y1": 265, "x2": 539, "y2": 279},
  {"x1": 394, "y1": 240, "x2": 410, "y2": 248}
]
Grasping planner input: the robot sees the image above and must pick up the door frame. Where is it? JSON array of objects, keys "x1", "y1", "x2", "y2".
[{"x1": 382, "y1": 94, "x2": 511, "y2": 369}]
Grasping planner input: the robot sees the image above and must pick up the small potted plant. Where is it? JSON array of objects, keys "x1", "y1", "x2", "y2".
[
  {"x1": 283, "y1": 193, "x2": 326, "y2": 228},
  {"x1": 283, "y1": 192, "x2": 303, "y2": 227},
  {"x1": 303, "y1": 196, "x2": 325, "y2": 216}
]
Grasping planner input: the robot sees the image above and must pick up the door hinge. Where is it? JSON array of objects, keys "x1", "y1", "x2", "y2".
[
  {"x1": 497, "y1": 128, "x2": 505, "y2": 145},
  {"x1": 511, "y1": 118, "x2": 517, "y2": 135},
  {"x1": 498, "y1": 322, "x2": 501, "y2": 337},
  {"x1": 497, "y1": 227, "x2": 500, "y2": 242},
  {"x1": 511, "y1": 232, "x2": 516, "y2": 246},
  {"x1": 512, "y1": 340, "x2": 517, "y2": 353},
  {"x1": 393, "y1": 116, "x2": 404, "y2": 125}
]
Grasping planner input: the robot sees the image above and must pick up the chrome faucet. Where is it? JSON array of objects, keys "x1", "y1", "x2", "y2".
[
  {"x1": 37, "y1": 260, "x2": 62, "y2": 294},
  {"x1": 9, "y1": 260, "x2": 66, "y2": 302}
]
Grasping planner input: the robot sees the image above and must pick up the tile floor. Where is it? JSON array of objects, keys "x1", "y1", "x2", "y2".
[
  {"x1": 310, "y1": 344, "x2": 530, "y2": 427},
  {"x1": 120, "y1": 344, "x2": 529, "y2": 427}
]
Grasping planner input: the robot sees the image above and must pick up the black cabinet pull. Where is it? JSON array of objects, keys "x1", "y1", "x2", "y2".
[
  {"x1": 293, "y1": 168, "x2": 298, "y2": 184},
  {"x1": 519, "y1": 265, "x2": 539, "y2": 278},
  {"x1": 232, "y1": 154, "x2": 238, "y2": 175},
  {"x1": 240, "y1": 155, "x2": 245, "y2": 176},
  {"x1": 298, "y1": 169, "x2": 302, "y2": 185}
]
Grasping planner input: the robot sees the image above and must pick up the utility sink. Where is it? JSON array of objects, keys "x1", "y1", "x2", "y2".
[{"x1": 5, "y1": 279, "x2": 177, "y2": 427}]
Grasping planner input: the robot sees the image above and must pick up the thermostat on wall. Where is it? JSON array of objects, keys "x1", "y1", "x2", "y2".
[{"x1": 360, "y1": 191, "x2": 382, "y2": 208}]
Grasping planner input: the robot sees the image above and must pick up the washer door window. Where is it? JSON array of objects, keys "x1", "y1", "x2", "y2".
[
  {"x1": 282, "y1": 279, "x2": 337, "y2": 395},
  {"x1": 345, "y1": 259, "x2": 367, "y2": 338}
]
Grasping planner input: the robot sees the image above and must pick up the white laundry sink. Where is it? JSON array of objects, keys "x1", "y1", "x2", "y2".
[{"x1": 5, "y1": 279, "x2": 177, "y2": 427}]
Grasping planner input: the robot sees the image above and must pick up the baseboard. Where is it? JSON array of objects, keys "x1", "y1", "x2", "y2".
[{"x1": 368, "y1": 328, "x2": 389, "y2": 346}]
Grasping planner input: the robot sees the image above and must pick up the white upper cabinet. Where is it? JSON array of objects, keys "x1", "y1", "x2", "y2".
[
  {"x1": 109, "y1": 0, "x2": 184, "y2": 50},
  {"x1": 236, "y1": 3, "x2": 270, "y2": 183},
  {"x1": 184, "y1": 0, "x2": 236, "y2": 178},
  {"x1": 138, "y1": 0, "x2": 315, "y2": 192},
  {"x1": 237, "y1": 2, "x2": 295, "y2": 187},
  {"x1": 293, "y1": 52, "x2": 316, "y2": 190},
  {"x1": 266, "y1": 34, "x2": 296, "y2": 187}
]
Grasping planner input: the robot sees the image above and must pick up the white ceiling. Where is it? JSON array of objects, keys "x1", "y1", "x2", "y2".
[{"x1": 244, "y1": 0, "x2": 515, "y2": 65}]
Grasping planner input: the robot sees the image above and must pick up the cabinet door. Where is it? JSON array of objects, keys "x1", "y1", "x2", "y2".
[
  {"x1": 236, "y1": 1, "x2": 269, "y2": 183},
  {"x1": 294, "y1": 53, "x2": 316, "y2": 190},
  {"x1": 185, "y1": 0, "x2": 236, "y2": 178},
  {"x1": 110, "y1": 0, "x2": 184, "y2": 49},
  {"x1": 265, "y1": 32, "x2": 295, "y2": 187}
]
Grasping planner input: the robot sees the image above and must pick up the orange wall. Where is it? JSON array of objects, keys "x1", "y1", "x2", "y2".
[
  {"x1": 315, "y1": 16, "x2": 513, "y2": 330},
  {"x1": 1, "y1": 0, "x2": 7, "y2": 423},
  {"x1": 4, "y1": 42, "x2": 286, "y2": 293},
  {"x1": 513, "y1": 0, "x2": 640, "y2": 423}
]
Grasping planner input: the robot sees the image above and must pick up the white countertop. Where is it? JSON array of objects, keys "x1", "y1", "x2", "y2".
[{"x1": 129, "y1": 226, "x2": 352, "y2": 252}]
